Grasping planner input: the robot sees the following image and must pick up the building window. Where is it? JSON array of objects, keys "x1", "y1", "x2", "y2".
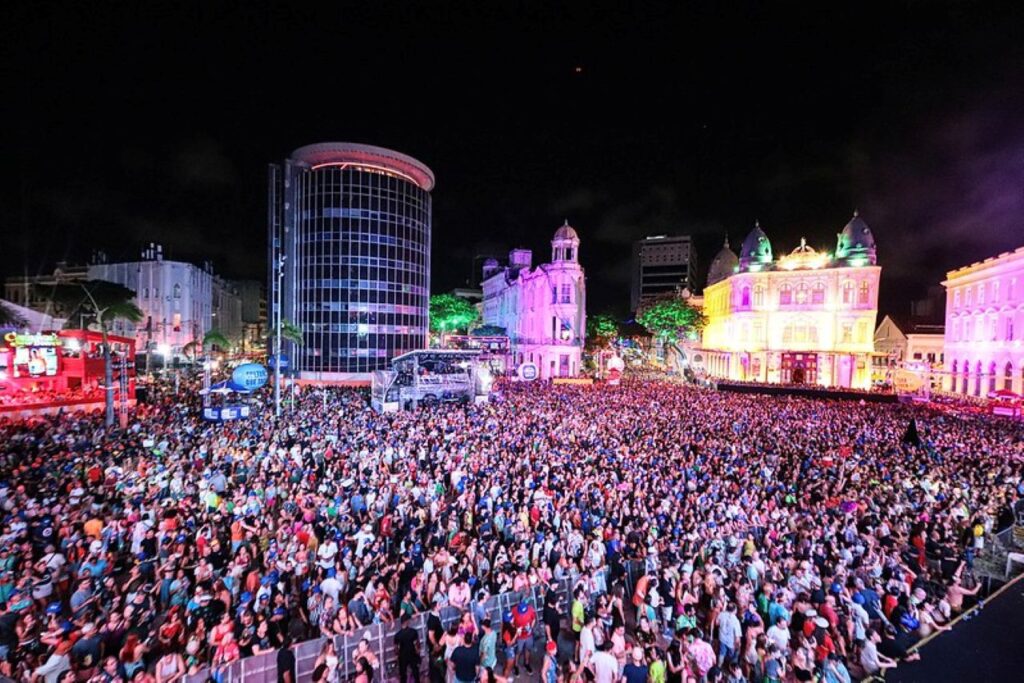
[
  {"x1": 779, "y1": 284, "x2": 792, "y2": 305},
  {"x1": 795, "y1": 284, "x2": 808, "y2": 305},
  {"x1": 979, "y1": 284, "x2": 985, "y2": 305},
  {"x1": 741, "y1": 287, "x2": 751, "y2": 307},
  {"x1": 172, "y1": 313, "x2": 181, "y2": 332},
  {"x1": 856, "y1": 321, "x2": 868, "y2": 343},
  {"x1": 1008, "y1": 318, "x2": 1015, "y2": 341},
  {"x1": 842, "y1": 281, "x2": 854, "y2": 305},
  {"x1": 857, "y1": 281, "x2": 870, "y2": 305},
  {"x1": 954, "y1": 290, "x2": 961, "y2": 309},
  {"x1": 173, "y1": 284, "x2": 181, "y2": 299},
  {"x1": 812, "y1": 283, "x2": 825, "y2": 304},
  {"x1": 966, "y1": 287, "x2": 972, "y2": 306},
  {"x1": 551, "y1": 286, "x2": 557, "y2": 304},
  {"x1": 1005, "y1": 362, "x2": 1014, "y2": 391},
  {"x1": 841, "y1": 323, "x2": 853, "y2": 344},
  {"x1": 142, "y1": 287, "x2": 149, "y2": 300},
  {"x1": 951, "y1": 361, "x2": 958, "y2": 392},
  {"x1": 952, "y1": 319, "x2": 960, "y2": 342},
  {"x1": 990, "y1": 317, "x2": 997, "y2": 341},
  {"x1": 989, "y1": 362, "x2": 997, "y2": 393},
  {"x1": 560, "y1": 283, "x2": 572, "y2": 303},
  {"x1": 993, "y1": 281, "x2": 1000, "y2": 302}
]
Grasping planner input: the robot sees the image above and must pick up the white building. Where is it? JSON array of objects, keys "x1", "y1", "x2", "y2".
[
  {"x1": 481, "y1": 222, "x2": 586, "y2": 379},
  {"x1": 88, "y1": 244, "x2": 214, "y2": 356},
  {"x1": 943, "y1": 245, "x2": 1024, "y2": 395},
  {"x1": 873, "y1": 315, "x2": 945, "y2": 388}
]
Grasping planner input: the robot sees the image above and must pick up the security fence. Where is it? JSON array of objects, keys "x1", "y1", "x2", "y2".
[{"x1": 183, "y1": 561, "x2": 645, "y2": 683}]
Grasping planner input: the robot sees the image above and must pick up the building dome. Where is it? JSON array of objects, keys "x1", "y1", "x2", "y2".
[
  {"x1": 836, "y1": 211, "x2": 877, "y2": 265},
  {"x1": 738, "y1": 221, "x2": 773, "y2": 270},
  {"x1": 706, "y1": 237, "x2": 739, "y2": 287},
  {"x1": 553, "y1": 219, "x2": 579, "y2": 242}
]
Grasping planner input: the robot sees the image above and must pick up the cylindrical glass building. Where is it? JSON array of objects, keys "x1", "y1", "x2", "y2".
[{"x1": 269, "y1": 142, "x2": 434, "y2": 380}]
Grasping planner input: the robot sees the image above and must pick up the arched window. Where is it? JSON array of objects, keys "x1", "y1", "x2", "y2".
[
  {"x1": 753, "y1": 286, "x2": 765, "y2": 307},
  {"x1": 1004, "y1": 362, "x2": 1014, "y2": 391},
  {"x1": 841, "y1": 281, "x2": 854, "y2": 305},
  {"x1": 779, "y1": 284, "x2": 792, "y2": 305},
  {"x1": 811, "y1": 282, "x2": 825, "y2": 305},
  {"x1": 974, "y1": 361, "x2": 983, "y2": 396},
  {"x1": 858, "y1": 281, "x2": 870, "y2": 305},
  {"x1": 795, "y1": 284, "x2": 809, "y2": 305},
  {"x1": 741, "y1": 286, "x2": 751, "y2": 307},
  {"x1": 951, "y1": 361, "x2": 958, "y2": 392},
  {"x1": 989, "y1": 362, "x2": 998, "y2": 394},
  {"x1": 962, "y1": 362, "x2": 970, "y2": 395},
  {"x1": 173, "y1": 284, "x2": 182, "y2": 299}
]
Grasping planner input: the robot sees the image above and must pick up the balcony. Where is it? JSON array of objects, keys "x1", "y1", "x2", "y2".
[{"x1": 512, "y1": 336, "x2": 581, "y2": 347}]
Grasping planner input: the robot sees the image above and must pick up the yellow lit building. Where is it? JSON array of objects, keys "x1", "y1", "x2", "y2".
[{"x1": 700, "y1": 214, "x2": 881, "y2": 388}]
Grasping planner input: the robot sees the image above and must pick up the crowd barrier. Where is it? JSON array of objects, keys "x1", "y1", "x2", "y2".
[
  {"x1": 182, "y1": 562, "x2": 645, "y2": 683},
  {"x1": 716, "y1": 381, "x2": 898, "y2": 403}
]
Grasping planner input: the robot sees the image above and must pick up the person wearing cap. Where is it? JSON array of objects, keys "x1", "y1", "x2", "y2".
[{"x1": 511, "y1": 597, "x2": 536, "y2": 675}]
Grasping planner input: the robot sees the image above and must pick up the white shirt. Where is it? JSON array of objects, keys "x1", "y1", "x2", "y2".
[
  {"x1": 767, "y1": 624, "x2": 790, "y2": 653},
  {"x1": 591, "y1": 650, "x2": 618, "y2": 683}
]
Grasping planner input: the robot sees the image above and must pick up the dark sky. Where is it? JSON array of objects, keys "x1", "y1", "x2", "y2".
[{"x1": 4, "y1": 1, "x2": 1024, "y2": 317}]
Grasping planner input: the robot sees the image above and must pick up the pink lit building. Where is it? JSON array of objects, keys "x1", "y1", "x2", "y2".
[
  {"x1": 943, "y1": 245, "x2": 1024, "y2": 395},
  {"x1": 481, "y1": 222, "x2": 586, "y2": 379}
]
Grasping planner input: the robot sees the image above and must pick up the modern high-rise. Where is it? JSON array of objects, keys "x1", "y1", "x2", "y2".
[
  {"x1": 631, "y1": 235, "x2": 697, "y2": 312},
  {"x1": 269, "y1": 142, "x2": 434, "y2": 381}
]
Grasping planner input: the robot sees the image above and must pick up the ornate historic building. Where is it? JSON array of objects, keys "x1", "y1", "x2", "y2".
[
  {"x1": 943, "y1": 245, "x2": 1024, "y2": 396},
  {"x1": 481, "y1": 222, "x2": 586, "y2": 379},
  {"x1": 700, "y1": 214, "x2": 881, "y2": 388}
]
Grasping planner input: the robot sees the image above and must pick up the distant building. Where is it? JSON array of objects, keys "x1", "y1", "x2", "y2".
[
  {"x1": 88, "y1": 243, "x2": 215, "y2": 356},
  {"x1": 873, "y1": 315, "x2": 945, "y2": 388},
  {"x1": 0, "y1": 298, "x2": 66, "y2": 332},
  {"x1": 269, "y1": 142, "x2": 434, "y2": 381},
  {"x1": 481, "y1": 222, "x2": 586, "y2": 379},
  {"x1": 631, "y1": 235, "x2": 697, "y2": 312},
  {"x1": 700, "y1": 214, "x2": 881, "y2": 388},
  {"x1": 235, "y1": 280, "x2": 266, "y2": 352},
  {"x1": 212, "y1": 275, "x2": 244, "y2": 344},
  {"x1": 943, "y1": 244, "x2": 1024, "y2": 395},
  {"x1": 3, "y1": 261, "x2": 90, "y2": 319}
]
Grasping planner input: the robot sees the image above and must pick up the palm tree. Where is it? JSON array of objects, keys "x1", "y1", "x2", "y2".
[
  {"x1": 0, "y1": 302, "x2": 25, "y2": 329},
  {"x1": 36, "y1": 280, "x2": 143, "y2": 427},
  {"x1": 266, "y1": 320, "x2": 304, "y2": 348},
  {"x1": 182, "y1": 329, "x2": 232, "y2": 363}
]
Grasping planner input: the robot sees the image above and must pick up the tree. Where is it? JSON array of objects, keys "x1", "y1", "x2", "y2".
[
  {"x1": 0, "y1": 303, "x2": 25, "y2": 328},
  {"x1": 586, "y1": 314, "x2": 620, "y2": 350},
  {"x1": 636, "y1": 293, "x2": 706, "y2": 343},
  {"x1": 266, "y1": 320, "x2": 304, "y2": 349},
  {"x1": 429, "y1": 293, "x2": 480, "y2": 334},
  {"x1": 36, "y1": 280, "x2": 143, "y2": 427},
  {"x1": 183, "y1": 330, "x2": 233, "y2": 363}
]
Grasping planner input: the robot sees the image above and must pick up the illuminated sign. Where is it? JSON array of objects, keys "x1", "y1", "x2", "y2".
[
  {"x1": 517, "y1": 362, "x2": 539, "y2": 381},
  {"x1": 3, "y1": 332, "x2": 62, "y2": 348}
]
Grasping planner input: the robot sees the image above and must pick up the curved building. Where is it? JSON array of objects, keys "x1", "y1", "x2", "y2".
[{"x1": 269, "y1": 142, "x2": 434, "y2": 380}]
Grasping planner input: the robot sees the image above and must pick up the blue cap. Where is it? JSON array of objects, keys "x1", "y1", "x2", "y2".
[
  {"x1": 502, "y1": 611, "x2": 513, "y2": 623},
  {"x1": 46, "y1": 602, "x2": 62, "y2": 615}
]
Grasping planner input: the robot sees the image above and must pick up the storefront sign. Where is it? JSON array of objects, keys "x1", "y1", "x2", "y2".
[
  {"x1": 517, "y1": 362, "x2": 538, "y2": 381},
  {"x1": 3, "y1": 332, "x2": 62, "y2": 348}
]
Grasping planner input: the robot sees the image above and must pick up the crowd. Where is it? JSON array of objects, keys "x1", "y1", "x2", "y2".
[{"x1": 0, "y1": 377, "x2": 1021, "y2": 683}]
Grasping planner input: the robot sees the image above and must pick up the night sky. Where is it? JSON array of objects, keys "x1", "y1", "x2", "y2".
[{"x1": 4, "y1": 1, "x2": 1024, "y2": 317}]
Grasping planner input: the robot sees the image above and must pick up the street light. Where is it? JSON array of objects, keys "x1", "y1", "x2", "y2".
[{"x1": 157, "y1": 343, "x2": 171, "y2": 373}]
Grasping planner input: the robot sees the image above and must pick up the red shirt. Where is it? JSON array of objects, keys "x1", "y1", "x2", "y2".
[{"x1": 512, "y1": 605, "x2": 536, "y2": 641}]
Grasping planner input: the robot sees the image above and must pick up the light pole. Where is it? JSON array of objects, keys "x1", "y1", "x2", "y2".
[{"x1": 273, "y1": 254, "x2": 286, "y2": 418}]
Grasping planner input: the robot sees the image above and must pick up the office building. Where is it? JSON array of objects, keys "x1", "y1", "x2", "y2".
[
  {"x1": 943, "y1": 244, "x2": 1024, "y2": 395},
  {"x1": 481, "y1": 221, "x2": 586, "y2": 379},
  {"x1": 631, "y1": 234, "x2": 697, "y2": 311},
  {"x1": 269, "y1": 142, "x2": 434, "y2": 380},
  {"x1": 700, "y1": 214, "x2": 881, "y2": 388}
]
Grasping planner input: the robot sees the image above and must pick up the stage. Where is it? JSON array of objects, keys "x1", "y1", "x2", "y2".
[{"x1": 885, "y1": 574, "x2": 1024, "y2": 682}]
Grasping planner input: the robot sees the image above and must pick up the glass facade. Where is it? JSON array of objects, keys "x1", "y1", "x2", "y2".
[{"x1": 271, "y1": 143, "x2": 433, "y2": 377}]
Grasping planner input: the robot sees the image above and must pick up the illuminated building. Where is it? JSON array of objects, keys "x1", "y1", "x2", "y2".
[
  {"x1": 481, "y1": 222, "x2": 586, "y2": 379},
  {"x1": 942, "y1": 244, "x2": 1024, "y2": 395},
  {"x1": 87, "y1": 244, "x2": 223, "y2": 358},
  {"x1": 873, "y1": 315, "x2": 945, "y2": 389},
  {"x1": 700, "y1": 214, "x2": 881, "y2": 388},
  {"x1": 631, "y1": 234, "x2": 697, "y2": 312},
  {"x1": 269, "y1": 142, "x2": 434, "y2": 381}
]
